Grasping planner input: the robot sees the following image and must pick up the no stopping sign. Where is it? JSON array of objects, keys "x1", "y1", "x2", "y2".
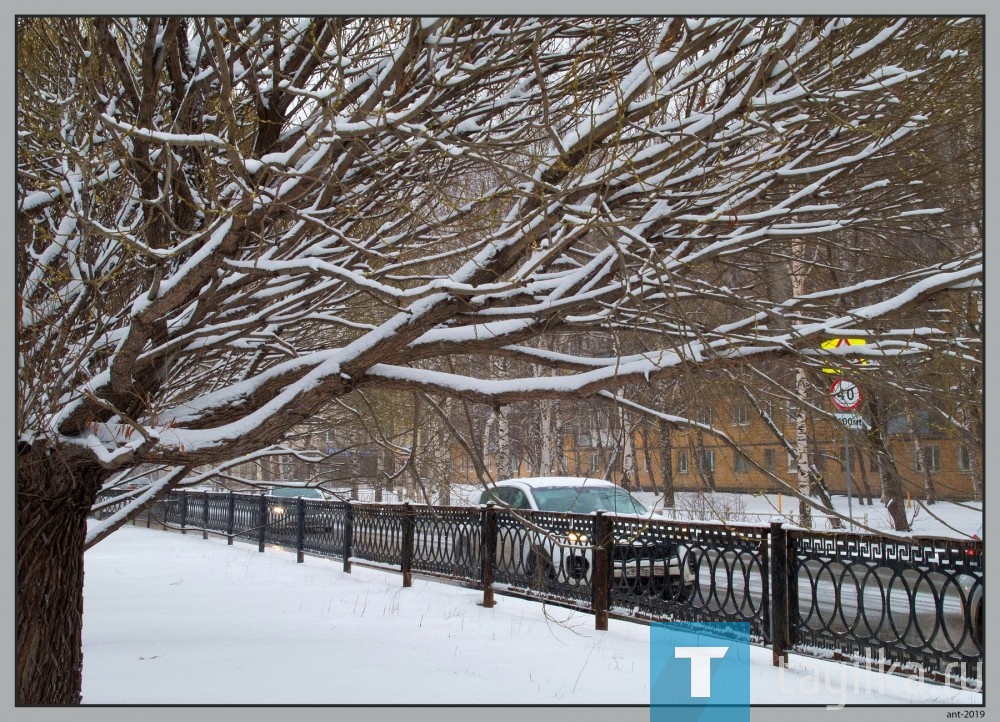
[{"x1": 830, "y1": 379, "x2": 862, "y2": 411}]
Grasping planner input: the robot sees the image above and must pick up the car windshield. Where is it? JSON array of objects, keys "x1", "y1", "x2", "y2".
[
  {"x1": 530, "y1": 486, "x2": 649, "y2": 514},
  {"x1": 267, "y1": 487, "x2": 325, "y2": 499}
]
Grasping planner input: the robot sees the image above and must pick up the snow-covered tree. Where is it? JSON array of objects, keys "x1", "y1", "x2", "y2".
[{"x1": 17, "y1": 17, "x2": 981, "y2": 703}]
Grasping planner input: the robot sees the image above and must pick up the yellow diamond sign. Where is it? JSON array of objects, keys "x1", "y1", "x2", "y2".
[{"x1": 821, "y1": 338, "x2": 866, "y2": 374}]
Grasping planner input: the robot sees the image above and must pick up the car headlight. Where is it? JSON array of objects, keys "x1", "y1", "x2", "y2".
[
  {"x1": 566, "y1": 530, "x2": 589, "y2": 544},
  {"x1": 273, "y1": 506, "x2": 286, "y2": 515}
]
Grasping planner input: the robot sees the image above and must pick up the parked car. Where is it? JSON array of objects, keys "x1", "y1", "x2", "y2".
[
  {"x1": 265, "y1": 487, "x2": 334, "y2": 534},
  {"x1": 461, "y1": 477, "x2": 697, "y2": 599}
]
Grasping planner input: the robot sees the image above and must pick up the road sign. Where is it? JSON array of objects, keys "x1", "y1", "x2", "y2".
[
  {"x1": 834, "y1": 412, "x2": 870, "y2": 431},
  {"x1": 830, "y1": 379, "x2": 862, "y2": 411},
  {"x1": 821, "y1": 337, "x2": 867, "y2": 374}
]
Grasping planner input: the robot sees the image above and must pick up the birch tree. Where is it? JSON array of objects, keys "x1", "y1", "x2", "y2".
[{"x1": 17, "y1": 17, "x2": 981, "y2": 703}]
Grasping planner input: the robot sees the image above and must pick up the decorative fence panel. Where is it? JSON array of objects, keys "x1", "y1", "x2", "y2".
[
  {"x1": 411, "y1": 506, "x2": 482, "y2": 582},
  {"x1": 789, "y1": 530, "x2": 983, "y2": 683},
  {"x1": 492, "y1": 509, "x2": 596, "y2": 606},
  {"x1": 607, "y1": 518, "x2": 771, "y2": 642},
  {"x1": 351, "y1": 503, "x2": 404, "y2": 568},
  {"x1": 300, "y1": 499, "x2": 348, "y2": 559}
]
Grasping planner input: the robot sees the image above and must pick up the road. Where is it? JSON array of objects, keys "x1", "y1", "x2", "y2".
[{"x1": 688, "y1": 550, "x2": 981, "y2": 658}]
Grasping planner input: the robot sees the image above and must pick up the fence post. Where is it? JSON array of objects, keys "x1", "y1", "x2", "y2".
[
  {"x1": 226, "y1": 492, "x2": 235, "y2": 545},
  {"x1": 343, "y1": 502, "x2": 354, "y2": 573},
  {"x1": 296, "y1": 497, "x2": 306, "y2": 563},
  {"x1": 180, "y1": 493, "x2": 188, "y2": 534},
  {"x1": 769, "y1": 521, "x2": 789, "y2": 666},
  {"x1": 787, "y1": 530, "x2": 799, "y2": 648},
  {"x1": 401, "y1": 502, "x2": 415, "y2": 587},
  {"x1": 258, "y1": 493, "x2": 267, "y2": 553},
  {"x1": 592, "y1": 511, "x2": 612, "y2": 631},
  {"x1": 202, "y1": 491, "x2": 210, "y2": 539},
  {"x1": 481, "y1": 502, "x2": 497, "y2": 608}
]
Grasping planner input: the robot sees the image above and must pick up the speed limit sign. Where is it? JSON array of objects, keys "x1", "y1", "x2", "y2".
[{"x1": 830, "y1": 379, "x2": 862, "y2": 411}]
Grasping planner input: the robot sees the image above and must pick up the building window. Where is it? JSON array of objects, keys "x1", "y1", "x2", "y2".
[
  {"x1": 696, "y1": 407, "x2": 713, "y2": 425},
  {"x1": 786, "y1": 400, "x2": 799, "y2": 423},
  {"x1": 697, "y1": 450, "x2": 715, "y2": 473},
  {"x1": 957, "y1": 445, "x2": 972, "y2": 471},
  {"x1": 678, "y1": 450, "x2": 689, "y2": 474},
  {"x1": 763, "y1": 448, "x2": 776, "y2": 472},
  {"x1": 762, "y1": 399, "x2": 774, "y2": 420},
  {"x1": 916, "y1": 445, "x2": 941, "y2": 472},
  {"x1": 578, "y1": 432, "x2": 592, "y2": 447},
  {"x1": 734, "y1": 452, "x2": 750, "y2": 473},
  {"x1": 732, "y1": 403, "x2": 750, "y2": 426},
  {"x1": 589, "y1": 452, "x2": 599, "y2": 471}
]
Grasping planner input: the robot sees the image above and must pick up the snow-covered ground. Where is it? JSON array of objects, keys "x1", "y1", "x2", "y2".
[
  {"x1": 632, "y1": 491, "x2": 983, "y2": 539},
  {"x1": 81, "y1": 525, "x2": 983, "y2": 705}
]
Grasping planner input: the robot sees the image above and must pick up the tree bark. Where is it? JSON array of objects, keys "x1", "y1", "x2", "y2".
[
  {"x1": 17, "y1": 447, "x2": 104, "y2": 704},
  {"x1": 793, "y1": 368, "x2": 813, "y2": 529},
  {"x1": 694, "y1": 427, "x2": 716, "y2": 491},
  {"x1": 911, "y1": 434, "x2": 937, "y2": 505},
  {"x1": 656, "y1": 419, "x2": 675, "y2": 507},
  {"x1": 866, "y1": 395, "x2": 911, "y2": 532},
  {"x1": 855, "y1": 447, "x2": 876, "y2": 505},
  {"x1": 495, "y1": 405, "x2": 511, "y2": 480},
  {"x1": 619, "y1": 408, "x2": 638, "y2": 491}
]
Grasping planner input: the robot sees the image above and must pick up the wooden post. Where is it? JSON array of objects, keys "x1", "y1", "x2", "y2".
[
  {"x1": 202, "y1": 490, "x2": 210, "y2": 539},
  {"x1": 769, "y1": 521, "x2": 789, "y2": 666},
  {"x1": 296, "y1": 496, "x2": 306, "y2": 563},
  {"x1": 343, "y1": 502, "x2": 354, "y2": 573},
  {"x1": 226, "y1": 492, "x2": 235, "y2": 545},
  {"x1": 257, "y1": 493, "x2": 267, "y2": 552},
  {"x1": 481, "y1": 503, "x2": 497, "y2": 608},
  {"x1": 401, "y1": 502, "x2": 415, "y2": 587},
  {"x1": 180, "y1": 493, "x2": 188, "y2": 534},
  {"x1": 592, "y1": 511, "x2": 612, "y2": 631}
]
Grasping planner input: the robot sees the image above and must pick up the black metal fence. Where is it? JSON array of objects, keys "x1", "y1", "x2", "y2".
[{"x1": 97, "y1": 489, "x2": 983, "y2": 687}]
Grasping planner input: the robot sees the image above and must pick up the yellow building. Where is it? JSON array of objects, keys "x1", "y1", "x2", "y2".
[{"x1": 458, "y1": 397, "x2": 980, "y2": 503}]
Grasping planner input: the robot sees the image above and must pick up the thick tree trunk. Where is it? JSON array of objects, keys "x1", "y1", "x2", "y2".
[
  {"x1": 656, "y1": 419, "x2": 675, "y2": 507},
  {"x1": 911, "y1": 434, "x2": 937, "y2": 505},
  {"x1": 694, "y1": 428, "x2": 715, "y2": 491},
  {"x1": 793, "y1": 367, "x2": 812, "y2": 529},
  {"x1": 17, "y1": 447, "x2": 103, "y2": 704},
  {"x1": 539, "y1": 396, "x2": 554, "y2": 475},
  {"x1": 854, "y1": 447, "x2": 875, "y2": 505},
  {"x1": 866, "y1": 396, "x2": 911, "y2": 532},
  {"x1": 619, "y1": 408, "x2": 637, "y2": 491},
  {"x1": 495, "y1": 405, "x2": 511, "y2": 480}
]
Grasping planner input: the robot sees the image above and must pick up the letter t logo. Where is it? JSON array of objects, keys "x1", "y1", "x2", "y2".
[{"x1": 674, "y1": 646, "x2": 729, "y2": 697}]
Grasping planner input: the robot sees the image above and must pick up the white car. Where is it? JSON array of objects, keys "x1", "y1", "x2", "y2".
[
  {"x1": 465, "y1": 477, "x2": 697, "y2": 599},
  {"x1": 265, "y1": 487, "x2": 333, "y2": 534}
]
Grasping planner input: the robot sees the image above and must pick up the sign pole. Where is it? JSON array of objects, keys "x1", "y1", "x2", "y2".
[
  {"x1": 829, "y1": 375, "x2": 862, "y2": 531},
  {"x1": 844, "y1": 430, "x2": 854, "y2": 532}
]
